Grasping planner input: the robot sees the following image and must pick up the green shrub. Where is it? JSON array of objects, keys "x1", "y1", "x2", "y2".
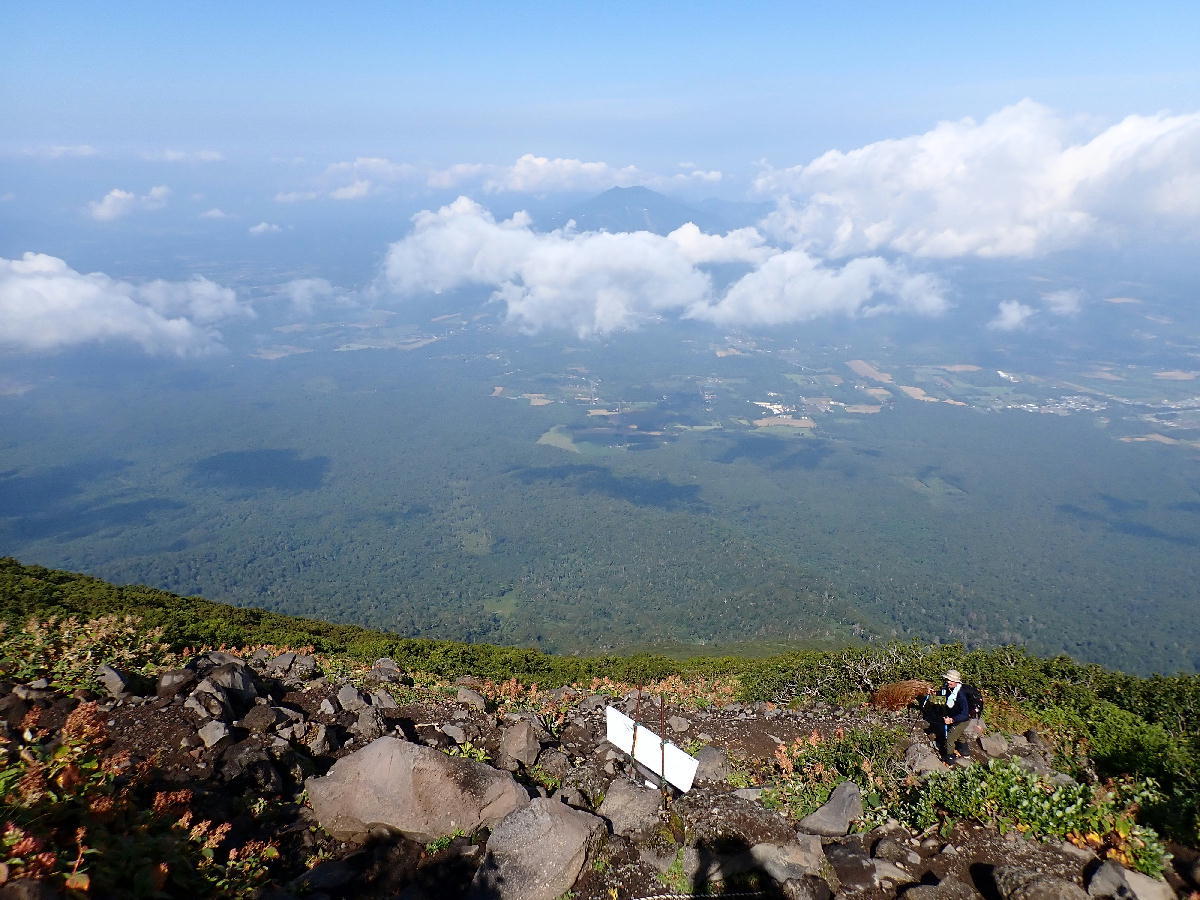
[{"x1": 897, "y1": 759, "x2": 1169, "y2": 877}]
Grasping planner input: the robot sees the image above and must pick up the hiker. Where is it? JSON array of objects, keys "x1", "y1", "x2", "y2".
[{"x1": 936, "y1": 669, "x2": 979, "y2": 762}]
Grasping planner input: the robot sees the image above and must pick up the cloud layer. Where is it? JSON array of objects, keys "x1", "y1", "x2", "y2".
[
  {"x1": 87, "y1": 185, "x2": 170, "y2": 221},
  {"x1": 757, "y1": 99, "x2": 1200, "y2": 258},
  {"x1": 379, "y1": 197, "x2": 944, "y2": 336},
  {"x1": 279, "y1": 154, "x2": 722, "y2": 202},
  {"x1": 0, "y1": 253, "x2": 248, "y2": 355}
]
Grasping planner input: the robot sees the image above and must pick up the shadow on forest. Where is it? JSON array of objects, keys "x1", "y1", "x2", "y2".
[
  {"x1": 774, "y1": 441, "x2": 835, "y2": 471},
  {"x1": 7, "y1": 498, "x2": 187, "y2": 542},
  {"x1": 189, "y1": 449, "x2": 330, "y2": 492},
  {"x1": 512, "y1": 464, "x2": 706, "y2": 511},
  {"x1": 0, "y1": 458, "x2": 131, "y2": 516},
  {"x1": 713, "y1": 435, "x2": 791, "y2": 464},
  {"x1": 1057, "y1": 501, "x2": 1198, "y2": 547}
]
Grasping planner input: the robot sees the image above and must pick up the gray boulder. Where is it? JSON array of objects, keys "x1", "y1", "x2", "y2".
[
  {"x1": 781, "y1": 874, "x2": 835, "y2": 900},
  {"x1": 995, "y1": 865, "x2": 1088, "y2": 900},
  {"x1": 197, "y1": 720, "x2": 230, "y2": 749},
  {"x1": 693, "y1": 745, "x2": 731, "y2": 783},
  {"x1": 240, "y1": 705, "x2": 286, "y2": 733},
  {"x1": 980, "y1": 731, "x2": 1010, "y2": 758},
  {"x1": 667, "y1": 714, "x2": 691, "y2": 733},
  {"x1": 469, "y1": 798, "x2": 605, "y2": 900},
  {"x1": 497, "y1": 721, "x2": 540, "y2": 770},
  {"x1": 209, "y1": 662, "x2": 258, "y2": 706},
  {"x1": 265, "y1": 651, "x2": 296, "y2": 674},
  {"x1": 823, "y1": 842, "x2": 875, "y2": 892},
  {"x1": 306, "y1": 736, "x2": 528, "y2": 841},
  {"x1": 354, "y1": 707, "x2": 387, "y2": 741},
  {"x1": 597, "y1": 777, "x2": 661, "y2": 837},
  {"x1": 336, "y1": 683, "x2": 368, "y2": 713},
  {"x1": 904, "y1": 875, "x2": 979, "y2": 899},
  {"x1": 750, "y1": 837, "x2": 826, "y2": 882},
  {"x1": 371, "y1": 690, "x2": 399, "y2": 709},
  {"x1": 307, "y1": 723, "x2": 335, "y2": 756},
  {"x1": 798, "y1": 782, "x2": 863, "y2": 836},
  {"x1": 440, "y1": 724, "x2": 467, "y2": 744},
  {"x1": 1087, "y1": 860, "x2": 1173, "y2": 900},
  {"x1": 96, "y1": 664, "x2": 129, "y2": 698},
  {"x1": 156, "y1": 668, "x2": 197, "y2": 700},
  {"x1": 905, "y1": 742, "x2": 948, "y2": 775},
  {"x1": 457, "y1": 687, "x2": 488, "y2": 711},
  {"x1": 184, "y1": 679, "x2": 233, "y2": 721}
]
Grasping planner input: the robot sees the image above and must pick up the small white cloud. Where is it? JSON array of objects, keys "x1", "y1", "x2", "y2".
[
  {"x1": 329, "y1": 179, "x2": 372, "y2": 200},
  {"x1": 87, "y1": 185, "x2": 170, "y2": 221},
  {"x1": 0, "y1": 252, "x2": 249, "y2": 355},
  {"x1": 274, "y1": 190, "x2": 320, "y2": 203},
  {"x1": 248, "y1": 222, "x2": 282, "y2": 235},
  {"x1": 26, "y1": 144, "x2": 97, "y2": 159},
  {"x1": 427, "y1": 162, "x2": 494, "y2": 190},
  {"x1": 199, "y1": 208, "x2": 230, "y2": 219},
  {"x1": 276, "y1": 278, "x2": 361, "y2": 317},
  {"x1": 484, "y1": 154, "x2": 644, "y2": 193},
  {"x1": 1041, "y1": 288, "x2": 1083, "y2": 316},
  {"x1": 144, "y1": 149, "x2": 224, "y2": 162},
  {"x1": 988, "y1": 300, "x2": 1037, "y2": 331}
]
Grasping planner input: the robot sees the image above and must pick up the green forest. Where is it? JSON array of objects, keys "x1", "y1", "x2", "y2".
[{"x1": 1, "y1": 326, "x2": 1198, "y2": 674}]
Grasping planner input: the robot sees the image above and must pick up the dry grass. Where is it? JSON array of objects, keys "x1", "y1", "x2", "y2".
[{"x1": 870, "y1": 679, "x2": 933, "y2": 711}]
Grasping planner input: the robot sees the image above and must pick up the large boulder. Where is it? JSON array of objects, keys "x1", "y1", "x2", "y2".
[
  {"x1": 469, "y1": 798, "x2": 605, "y2": 900},
  {"x1": 994, "y1": 865, "x2": 1088, "y2": 900},
  {"x1": 305, "y1": 736, "x2": 529, "y2": 841},
  {"x1": 597, "y1": 777, "x2": 662, "y2": 837},
  {"x1": 798, "y1": 782, "x2": 863, "y2": 836}
]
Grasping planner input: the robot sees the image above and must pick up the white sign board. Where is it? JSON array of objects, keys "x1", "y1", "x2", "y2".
[{"x1": 605, "y1": 705, "x2": 699, "y2": 793}]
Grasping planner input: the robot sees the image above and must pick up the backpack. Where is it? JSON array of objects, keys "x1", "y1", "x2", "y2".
[{"x1": 962, "y1": 683, "x2": 984, "y2": 719}]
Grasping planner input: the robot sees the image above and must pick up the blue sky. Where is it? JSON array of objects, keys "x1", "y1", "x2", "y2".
[
  {"x1": 6, "y1": 2, "x2": 1199, "y2": 166},
  {"x1": 2, "y1": 2, "x2": 1200, "y2": 354}
]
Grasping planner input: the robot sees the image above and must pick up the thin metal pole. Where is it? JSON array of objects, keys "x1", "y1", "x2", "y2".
[{"x1": 659, "y1": 692, "x2": 666, "y2": 786}]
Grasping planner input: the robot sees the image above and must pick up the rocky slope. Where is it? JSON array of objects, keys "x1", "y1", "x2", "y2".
[{"x1": 1, "y1": 648, "x2": 1195, "y2": 899}]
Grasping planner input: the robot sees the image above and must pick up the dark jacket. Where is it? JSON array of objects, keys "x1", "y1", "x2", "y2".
[{"x1": 941, "y1": 685, "x2": 971, "y2": 723}]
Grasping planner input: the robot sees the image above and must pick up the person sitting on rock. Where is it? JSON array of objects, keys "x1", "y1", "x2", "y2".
[{"x1": 937, "y1": 669, "x2": 974, "y2": 762}]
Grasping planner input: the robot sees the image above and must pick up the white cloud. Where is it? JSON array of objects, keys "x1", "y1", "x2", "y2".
[
  {"x1": 248, "y1": 221, "x2": 282, "y2": 235},
  {"x1": 1041, "y1": 288, "x2": 1083, "y2": 316},
  {"x1": 199, "y1": 207, "x2": 230, "y2": 219},
  {"x1": 692, "y1": 251, "x2": 945, "y2": 326},
  {"x1": 329, "y1": 179, "x2": 372, "y2": 200},
  {"x1": 666, "y1": 223, "x2": 771, "y2": 265},
  {"x1": 144, "y1": 149, "x2": 224, "y2": 162},
  {"x1": 26, "y1": 144, "x2": 97, "y2": 159},
  {"x1": 483, "y1": 154, "x2": 644, "y2": 193},
  {"x1": 276, "y1": 278, "x2": 361, "y2": 317},
  {"x1": 427, "y1": 162, "x2": 493, "y2": 190},
  {"x1": 379, "y1": 197, "x2": 945, "y2": 336},
  {"x1": 87, "y1": 185, "x2": 170, "y2": 221},
  {"x1": 988, "y1": 300, "x2": 1037, "y2": 331},
  {"x1": 290, "y1": 154, "x2": 724, "y2": 200},
  {"x1": 274, "y1": 190, "x2": 321, "y2": 203},
  {"x1": 756, "y1": 100, "x2": 1200, "y2": 258},
  {"x1": 326, "y1": 157, "x2": 420, "y2": 182},
  {"x1": 0, "y1": 252, "x2": 248, "y2": 355}
]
